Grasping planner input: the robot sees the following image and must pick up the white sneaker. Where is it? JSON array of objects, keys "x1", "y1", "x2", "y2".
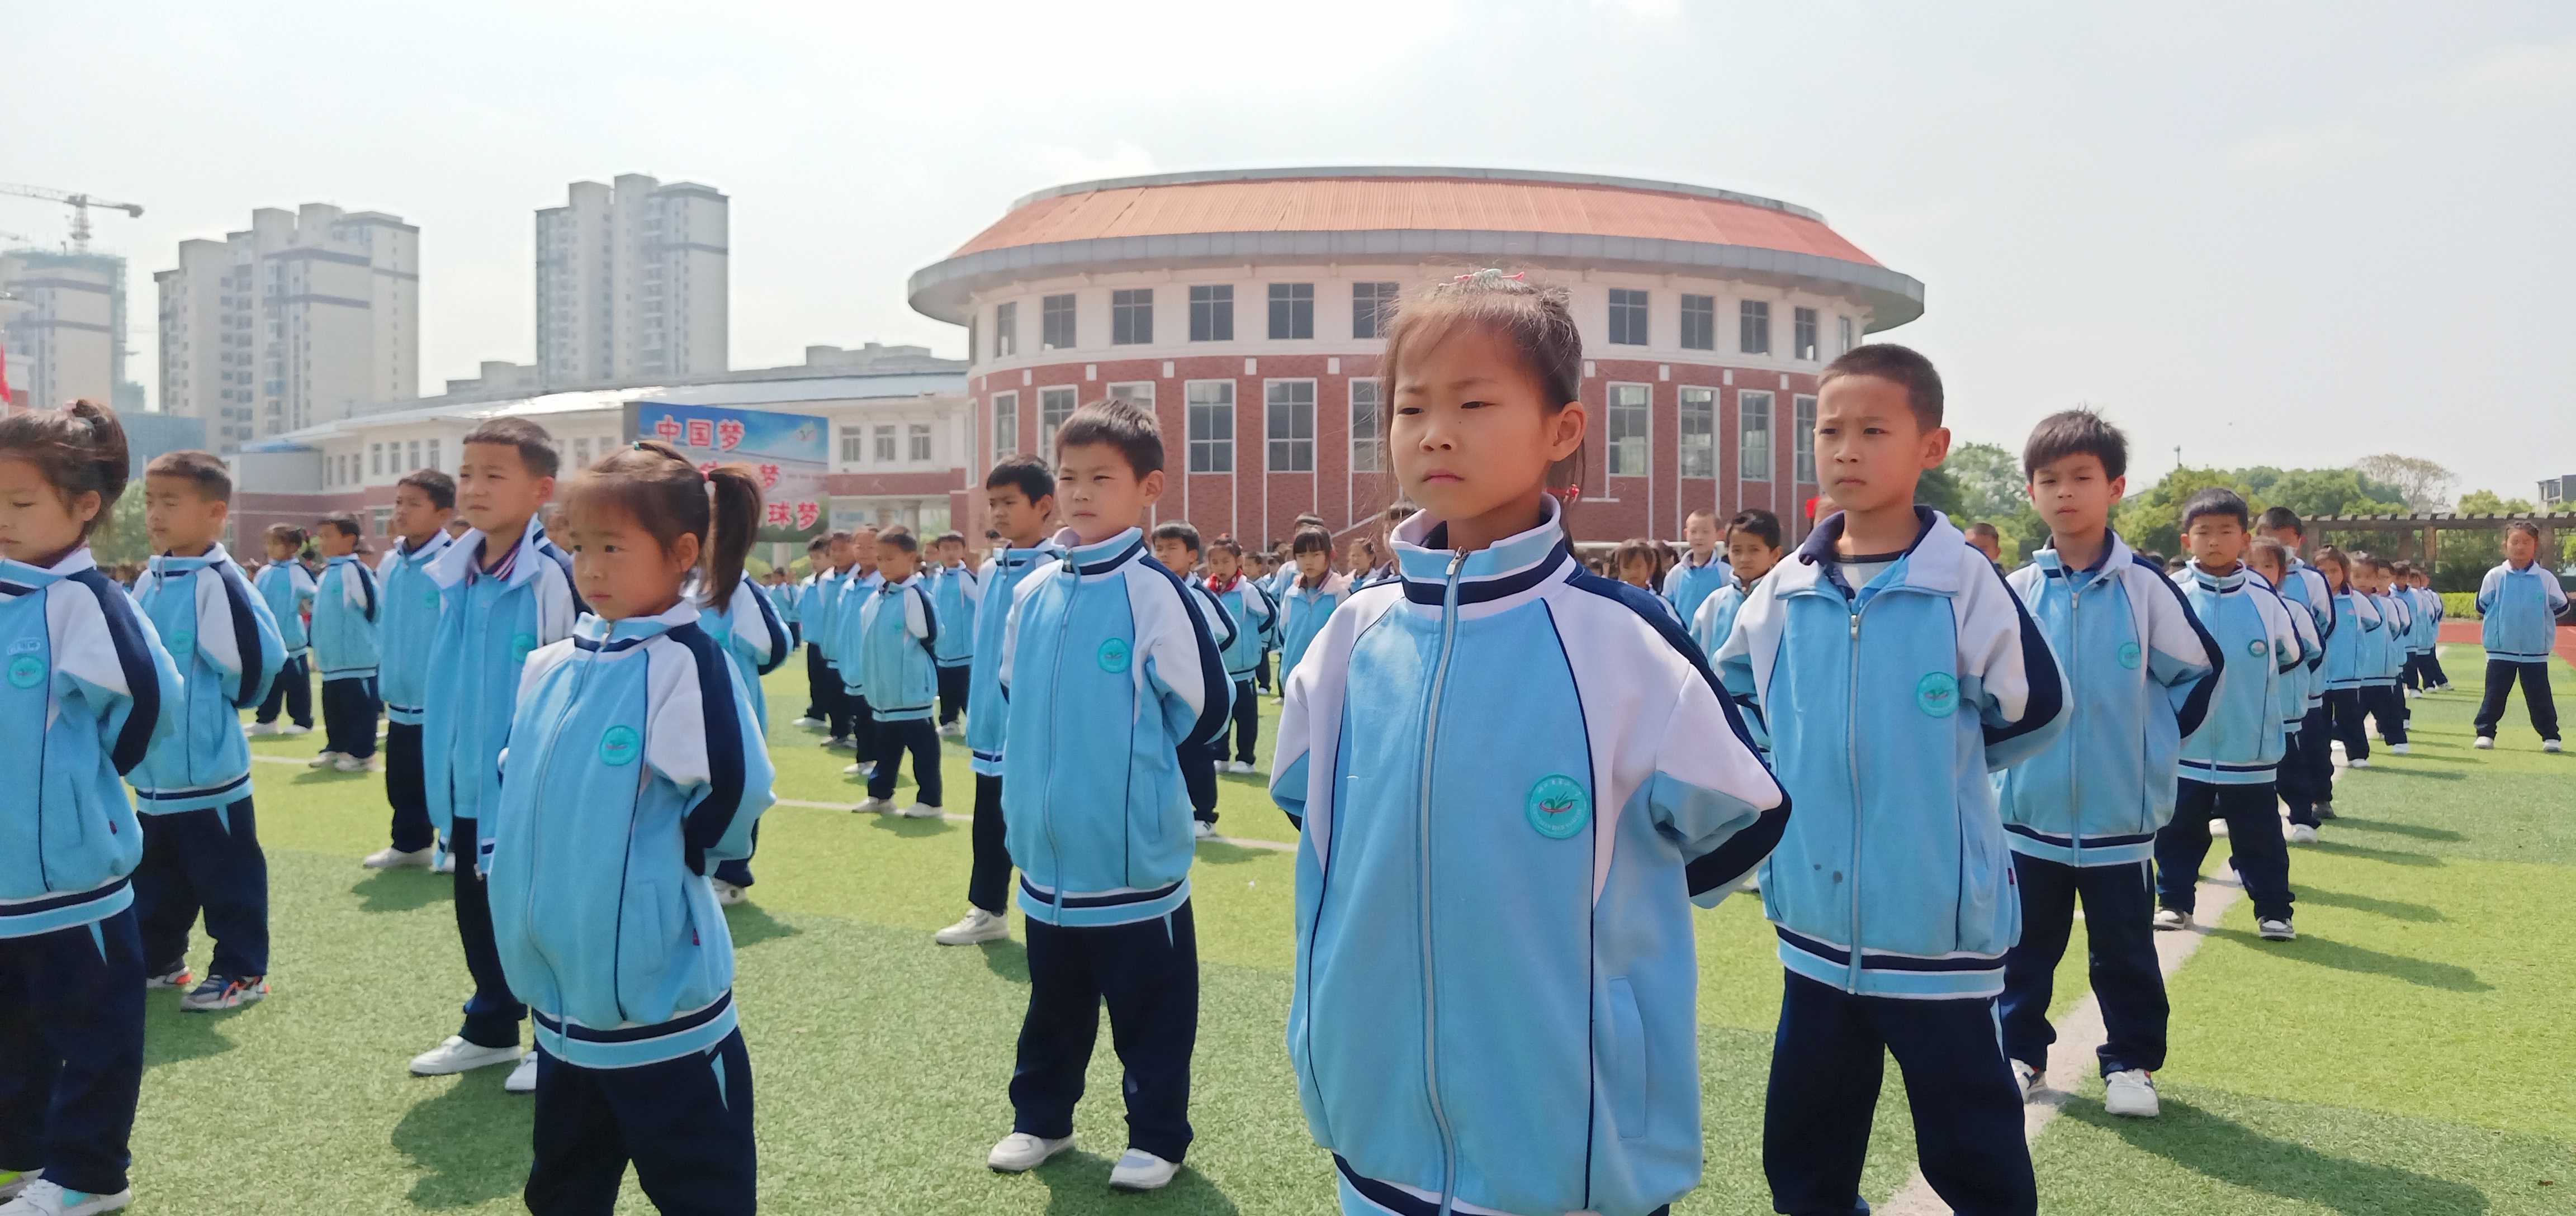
[
  {"x1": 710, "y1": 879, "x2": 747, "y2": 906},
  {"x1": 1108, "y1": 1149, "x2": 1180, "y2": 1191},
  {"x1": 827, "y1": 737, "x2": 859, "y2": 752},
  {"x1": 939, "y1": 721, "x2": 965, "y2": 738},
  {"x1": 2208, "y1": 818, "x2": 2229, "y2": 837},
  {"x1": 431, "y1": 846, "x2": 456, "y2": 875},
  {"x1": 987, "y1": 1131, "x2": 1074, "y2": 1172},
  {"x1": 0, "y1": 1170, "x2": 37, "y2": 1203},
  {"x1": 335, "y1": 754, "x2": 371, "y2": 772},
  {"x1": 409, "y1": 1036, "x2": 522, "y2": 1076},
  {"x1": 853, "y1": 797, "x2": 895, "y2": 814},
  {"x1": 306, "y1": 750, "x2": 342, "y2": 768},
  {"x1": 504, "y1": 1052, "x2": 538, "y2": 1093},
  {"x1": 2152, "y1": 908, "x2": 2189, "y2": 931},
  {"x1": 247, "y1": 721, "x2": 280, "y2": 736},
  {"x1": 2010, "y1": 1058, "x2": 2037, "y2": 1101},
  {"x1": 2257, "y1": 918, "x2": 2296, "y2": 941},
  {"x1": 2474, "y1": 737, "x2": 2494, "y2": 750},
  {"x1": 934, "y1": 908, "x2": 1010, "y2": 946},
  {"x1": 790, "y1": 716, "x2": 821, "y2": 729},
  {"x1": 2103, "y1": 1069, "x2": 2160, "y2": 1117},
  {"x1": 2347, "y1": 757, "x2": 2370, "y2": 768},
  {"x1": 1225, "y1": 760, "x2": 1257, "y2": 775},
  {"x1": 2391, "y1": 743, "x2": 2409, "y2": 756},
  {"x1": 901, "y1": 802, "x2": 943, "y2": 819},
  {"x1": 2547, "y1": 739, "x2": 2564, "y2": 754},
  {"x1": 842, "y1": 761, "x2": 875, "y2": 777},
  {"x1": 361, "y1": 846, "x2": 434, "y2": 870},
  {"x1": 2404, "y1": 687, "x2": 2421, "y2": 699},
  {"x1": 1192, "y1": 820, "x2": 1216, "y2": 840},
  {"x1": 2290, "y1": 824, "x2": 2319, "y2": 843},
  {"x1": 280, "y1": 723, "x2": 312, "y2": 735},
  {"x1": 0, "y1": 1179, "x2": 131, "y2": 1215}
]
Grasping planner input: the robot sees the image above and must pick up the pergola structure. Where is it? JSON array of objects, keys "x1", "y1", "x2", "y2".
[{"x1": 2302, "y1": 512, "x2": 2573, "y2": 564}]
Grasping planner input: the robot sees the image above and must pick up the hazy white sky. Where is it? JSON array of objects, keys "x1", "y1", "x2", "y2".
[{"x1": 11, "y1": 1, "x2": 2572, "y2": 498}]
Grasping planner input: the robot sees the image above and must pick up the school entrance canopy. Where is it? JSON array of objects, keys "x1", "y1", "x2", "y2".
[{"x1": 2300, "y1": 512, "x2": 2574, "y2": 564}]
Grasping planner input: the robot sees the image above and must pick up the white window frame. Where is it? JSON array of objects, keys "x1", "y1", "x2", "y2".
[
  {"x1": 1740, "y1": 300, "x2": 1772, "y2": 355},
  {"x1": 1606, "y1": 289, "x2": 1650, "y2": 347},
  {"x1": 908, "y1": 423, "x2": 934, "y2": 464},
  {"x1": 1111, "y1": 288, "x2": 1153, "y2": 346},
  {"x1": 873, "y1": 424, "x2": 897, "y2": 464},
  {"x1": 1105, "y1": 381, "x2": 1156, "y2": 408},
  {"x1": 1794, "y1": 306, "x2": 1820, "y2": 362},
  {"x1": 1794, "y1": 394, "x2": 1818, "y2": 483},
  {"x1": 1040, "y1": 294, "x2": 1076, "y2": 352},
  {"x1": 991, "y1": 391, "x2": 1019, "y2": 462},
  {"x1": 1189, "y1": 284, "x2": 1233, "y2": 342},
  {"x1": 1740, "y1": 390, "x2": 1775, "y2": 482},
  {"x1": 1348, "y1": 378, "x2": 1382, "y2": 473},
  {"x1": 1038, "y1": 386, "x2": 1078, "y2": 456},
  {"x1": 1606, "y1": 382, "x2": 1651, "y2": 477},
  {"x1": 1266, "y1": 378, "x2": 1317, "y2": 473},
  {"x1": 1267, "y1": 283, "x2": 1314, "y2": 340},
  {"x1": 1679, "y1": 294, "x2": 1716, "y2": 352},
  {"x1": 993, "y1": 301, "x2": 1018, "y2": 358},
  {"x1": 1678, "y1": 386, "x2": 1716, "y2": 479},
  {"x1": 1185, "y1": 379, "x2": 1234, "y2": 474}
]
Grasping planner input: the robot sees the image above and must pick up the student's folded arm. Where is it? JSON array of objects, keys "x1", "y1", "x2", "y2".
[
  {"x1": 1967, "y1": 563, "x2": 2066, "y2": 771},
  {"x1": 206, "y1": 568, "x2": 286, "y2": 709},
  {"x1": 1656, "y1": 673, "x2": 1789, "y2": 905},
  {"x1": 64, "y1": 576, "x2": 183, "y2": 775},
  {"x1": 2149, "y1": 572, "x2": 2223, "y2": 738},
  {"x1": 1144, "y1": 576, "x2": 1233, "y2": 752},
  {"x1": 654, "y1": 645, "x2": 773, "y2": 873}
]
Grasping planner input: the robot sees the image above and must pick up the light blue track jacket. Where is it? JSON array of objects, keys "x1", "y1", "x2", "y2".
[
  {"x1": 854, "y1": 573, "x2": 938, "y2": 721},
  {"x1": 1660, "y1": 548, "x2": 1732, "y2": 633},
  {"x1": 253, "y1": 560, "x2": 314, "y2": 654},
  {"x1": 804, "y1": 569, "x2": 845, "y2": 661},
  {"x1": 826, "y1": 569, "x2": 884, "y2": 698},
  {"x1": 1716, "y1": 509, "x2": 2066, "y2": 1000},
  {"x1": 998, "y1": 528, "x2": 1230, "y2": 927},
  {"x1": 1272, "y1": 503, "x2": 1785, "y2": 1216},
  {"x1": 1688, "y1": 573, "x2": 1750, "y2": 659},
  {"x1": 2479, "y1": 560, "x2": 2567, "y2": 663},
  {"x1": 2364, "y1": 590, "x2": 2410, "y2": 686},
  {"x1": 376, "y1": 531, "x2": 453, "y2": 725},
  {"x1": 2405, "y1": 586, "x2": 2442, "y2": 654},
  {"x1": 0, "y1": 545, "x2": 181, "y2": 937},
  {"x1": 2320, "y1": 588, "x2": 2381, "y2": 691},
  {"x1": 2275, "y1": 560, "x2": 2334, "y2": 711},
  {"x1": 1202, "y1": 572, "x2": 1273, "y2": 681},
  {"x1": 771, "y1": 577, "x2": 801, "y2": 646},
  {"x1": 2173, "y1": 564, "x2": 2304, "y2": 786},
  {"x1": 421, "y1": 516, "x2": 583, "y2": 860},
  {"x1": 930, "y1": 562, "x2": 979, "y2": 668},
  {"x1": 698, "y1": 577, "x2": 788, "y2": 731},
  {"x1": 1278, "y1": 570, "x2": 1351, "y2": 686},
  {"x1": 311, "y1": 554, "x2": 382, "y2": 680},
  {"x1": 965, "y1": 545, "x2": 1059, "y2": 777},
  {"x1": 2260, "y1": 571, "x2": 2322, "y2": 734},
  {"x1": 131, "y1": 544, "x2": 285, "y2": 813},
  {"x1": 487, "y1": 601, "x2": 773, "y2": 1070},
  {"x1": 1997, "y1": 534, "x2": 2220, "y2": 867}
]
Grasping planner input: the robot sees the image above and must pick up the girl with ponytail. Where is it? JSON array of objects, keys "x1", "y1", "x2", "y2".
[{"x1": 481, "y1": 439, "x2": 776, "y2": 1214}]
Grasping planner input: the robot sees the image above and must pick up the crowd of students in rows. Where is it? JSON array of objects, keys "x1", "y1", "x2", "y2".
[{"x1": 2, "y1": 267, "x2": 2566, "y2": 1216}]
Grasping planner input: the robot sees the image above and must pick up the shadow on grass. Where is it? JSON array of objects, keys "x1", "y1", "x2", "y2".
[
  {"x1": 2293, "y1": 886, "x2": 2445, "y2": 923},
  {"x1": 2061, "y1": 1098, "x2": 2486, "y2": 1215},
  {"x1": 2346, "y1": 765, "x2": 2465, "y2": 782},
  {"x1": 2329, "y1": 817, "x2": 2466, "y2": 842},
  {"x1": 2300, "y1": 839, "x2": 2443, "y2": 867},
  {"x1": 289, "y1": 767, "x2": 378, "y2": 785},
  {"x1": 2212, "y1": 928, "x2": 2490, "y2": 991},
  {"x1": 1030, "y1": 1147, "x2": 1242, "y2": 1214},
  {"x1": 1193, "y1": 840, "x2": 1284, "y2": 867},
  {"x1": 722, "y1": 900, "x2": 801, "y2": 949},
  {"x1": 390, "y1": 1066, "x2": 534, "y2": 1208},
  {"x1": 141, "y1": 998, "x2": 238, "y2": 1068},
  {"x1": 867, "y1": 814, "x2": 959, "y2": 839},
  {"x1": 982, "y1": 937, "x2": 1030, "y2": 984},
  {"x1": 352, "y1": 867, "x2": 450, "y2": 914}
]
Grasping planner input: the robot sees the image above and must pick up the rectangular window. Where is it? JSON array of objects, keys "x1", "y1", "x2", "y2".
[
  {"x1": 1266, "y1": 381, "x2": 1316, "y2": 472},
  {"x1": 1111, "y1": 288, "x2": 1153, "y2": 345},
  {"x1": 1352, "y1": 282, "x2": 1398, "y2": 340},
  {"x1": 1740, "y1": 301, "x2": 1771, "y2": 355},
  {"x1": 1349, "y1": 379, "x2": 1382, "y2": 472},
  {"x1": 841, "y1": 427, "x2": 864, "y2": 463},
  {"x1": 1186, "y1": 381, "x2": 1234, "y2": 473},
  {"x1": 908, "y1": 424, "x2": 933, "y2": 463},
  {"x1": 873, "y1": 425, "x2": 897, "y2": 464},
  {"x1": 991, "y1": 391, "x2": 1019, "y2": 461},
  {"x1": 367, "y1": 443, "x2": 382, "y2": 476},
  {"x1": 994, "y1": 302, "x2": 1018, "y2": 358},
  {"x1": 1040, "y1": 294, "x2": 1076, "y2": 350},
  {"x1": 1038, "y1": 387, "x2": 1078, "y2": 455},
  {"x1": 1188, "y1": 285, "x2": 1233, "y2": 342},
  {"x1": 427, "y1": 439, "x2": 441, "y2": 472},
  {"x1": 1267, "y1": 283, "x2": 1314, "y2": 340},
  {"x1": 1607, "y1": 383, "x2": 1650, "y2": 476},
  {"x1": 1838, "y1": 315, "x2": 1854, "y2": 355},
  {"x1": 1794, "y1": 394, "x2": 1817, "y2": 482},
  {"x1": 574, "y1": 436, "x2": 593, "y2": 468},
  {"x1": 1740, "y1": 390, "x2": 1774, "y2": 481},
  {"x1": 1794, "y1": 307, "x2": 1819, "y2": 361},
  {"x1": 1678, "y1": 387, "x2": 1715, "y2": 478},
  {"x1": 1105, "y1": 381, "x2": 1154, "y2": 407},
  {"x1": 406, "y1": 440, "x2": 422, "y2": 472},
  {"x1": 371, "y1": 506, "x2": 392, "y2": 536},
  {"x1": 1680, "y1": 294, "x2": 1716, "y2": 351},
  {"x1": 1607, "y1": 289, "x2": 1650, "y2": 346}
]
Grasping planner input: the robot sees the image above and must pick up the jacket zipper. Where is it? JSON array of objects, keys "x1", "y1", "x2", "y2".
[
  {"x1": 1844, "y1": 605, "x2": 1864, "y2": 993},
  {"x1": 527, "y1": 650, "x2": 595, "y2": 1013},
  {"x1": 2067, "y1": 572, "x2": 2084, "y2": 862},
  {"x1": 1041, "y1": 559, "x2": 1079, "y2": 913},
  {"x1": 1420, "y1": 550, "x2": 1467, "y2": 1213}
]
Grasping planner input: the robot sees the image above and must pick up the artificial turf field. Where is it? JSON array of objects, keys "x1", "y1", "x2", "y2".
[{"x1": 123, "y1": 642, "x2": 2573, "y2": 1214}]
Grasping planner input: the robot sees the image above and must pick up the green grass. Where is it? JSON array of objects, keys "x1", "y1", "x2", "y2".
[{"x1": 119, "y1": 647, "x2": 2571, "y2": 1213}]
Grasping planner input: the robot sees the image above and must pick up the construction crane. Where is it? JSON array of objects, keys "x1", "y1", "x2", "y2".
[{"x1": 0, "y1": 184, "x2": 144, "y2": 251}]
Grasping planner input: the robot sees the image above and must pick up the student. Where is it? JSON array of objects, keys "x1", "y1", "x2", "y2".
[
  {"x1": 833, "y1": 525, "x2": 883, "y2": 775},
  {"x1": 410, "y1": 418, "x2": 581, "y2": 1096},
  {"x1": 1348, "y1": 502, "x2": 1407, "y2": 590},
  {"x1": 1199, "y1": 536, "x2": 1276, "y2": 775},
  {"x1": 851, "y1": 528, "x2": 942, "y2": 819},
  {"x1": 698, "y1": 540, "x2": 790, "y2": 908},
  {"x1": 2312, "y1": 546, "x2": 2383, "y2": 768},
  {"x1": 788, "y1": 535, "x2": 834, "y2": 729},
  {"x1": 1270, "y1": 272, "x2": 1783, "y2": 1216},
  {"x1": 368, "y1": 470, "x2": 457, "y2": 871},
  {"x1": 304, "y1": 512, "x2": 382, "y2": 774},
  {"x1": 1609, "y1": 538, "x2": 1662, "y2": 592},
  {"x1": 2356, "y1": 555, "x2": 2412, "y2": 752},
  {"x1": 1715, "y1": 343, "x2": 2063, "y2": 1216},
  {"x1": 810, "y1": 531, "x2": 860, "y2": 749},
  {"x1": 486, "y1": 441, "x2": 774, "y2": 1216},
  {"x1": 1966, "y1": 520, "x2": 2008, "y2": 573},
  {"x1": 2256, "y1": 509, "x2": 2336, "y2": 829},
  {"x1": 934, "y1": 458, "x2": 1059, "y2": 948},
  {"x1": 1691, "y1": 509, "x2": 1782, "y2": 660},
  {"x1": 2154, "y1": 488, "x2": 2305, "y2": 943},
  {"x1": 2405, "y1": 564, "x2": 2450, "y2": 691},
  {"x1": 248, "y1": 524, "x2": 315, "y2": 735},
  {"x1": 1276, "y1": 526, "x2": 1348, "y2": 687},
  {"x1": 1342, "y1": 535, "x2": 1385, "y2": 591},
  {"x1": 929, "y1": 530, "x2": 980, "y2": 737},
  {"x1": 984, "y1": 398, "x2": 1230, "y2": 1193},
  {"x1": 2248, "y1": 538, "x2": 2324, "y2": 845},
  {"x1": 1996, "y1": 410, "x2": 2218, "y2": 1120},
  {"x1": 1150, "y1": 521, "x2": 1239, "y2": 839},
  {"x1": 2472, "y1": 520, "x2": 2567, "y2": 750},
  {"x1": 1661, "y1": 507, "x2": 1732, "y2": 627},
  {"x1": 0, "y1": 401, "x2": 181, "y2": 1216}
]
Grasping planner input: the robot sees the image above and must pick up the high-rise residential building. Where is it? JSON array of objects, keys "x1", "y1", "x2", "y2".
[
  {"x1": 2, "y1": 249, "x2": 143, "y2": 412},
  {"x1": 536, "y1": 174, "x2": 728, "y2": 388},
  {"x1": 155, "y1": 203, "x2": 418, "y2": 450}
]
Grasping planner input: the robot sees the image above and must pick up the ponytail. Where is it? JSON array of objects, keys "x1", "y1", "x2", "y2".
[
  {"x1": 702, "y1": 463, "x2": 761, "y2": 606},
  {"x1": 565, "y1": 439, "x2": 767, "y2": 609}
]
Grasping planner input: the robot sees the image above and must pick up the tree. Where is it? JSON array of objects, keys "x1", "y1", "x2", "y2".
[
  {"x1": 2114, "y1": 467, "x2": 2263, "y2": 560},
  {"x1": 2263, "y1": 468, "x2": 2408, "y2": 521},
  {"x1": 1914, "y1": 464, "x2": 1966, "y2": 519},
  {"x1": 1942, "y1": 442, "x2": 2026, "y2": 521},
  {"x1": 2354, "y1": 454, "x2": 2457, "y2": 512},
  {"x1": 89, "y1": 489, "x2": 151, "y2": 566}
]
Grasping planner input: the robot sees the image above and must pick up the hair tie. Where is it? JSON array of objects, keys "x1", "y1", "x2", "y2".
[{"x1": 1549, "y1": 483, "x2": 1581, "y2": 502}]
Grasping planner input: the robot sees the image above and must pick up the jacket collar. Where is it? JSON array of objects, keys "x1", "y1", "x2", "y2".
[
  {"x1": 2186, "y1": 560, "x2": 2249, "y2": 593},
  {"x1": 149, "y1": 542, "x2": 233, "y2": 577},
  {"x1": 995, "y1": 542, "x2": 1058, "y2": 571},
  {"x1": 1776, "y1": 506, "x2": 1959, "y2": 598},
  {"x1": 0, "y1": 543, "x2": 94, "y2": 594},
  {"x1": 575, "y1": 599, "x2": 697, "y2": 653},
  {"x1": 325, "y1": 553, "x2": 370, "y2": 569},
  {"x1": 878, "y1": 572, "x2": 922, "y2": 593},
  {"x1": 1391, "y1": 496, "x2": 1576, "y2": 607},
  {"x1": 433, "y1": 515, "x2": 550, "y2": 591},
  {"x1": 1049, "y1": 526, "x2": 1145, "y2": 577},
  {"x1": 1677, "y1": 547, "x2": 1725, "y2": 573},
  {"x1": 2034, "y1": 529, "x2": 2133, "y2": 581},
  {"x1": 393, "y1": 530, "x2": 453, "y2": 568}
]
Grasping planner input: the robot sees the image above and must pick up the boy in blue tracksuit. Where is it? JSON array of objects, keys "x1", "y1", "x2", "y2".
[
  {"x1": 933, "y1": 459, "x2": 1059, "y2": 948},
  {"x1": 2474, "y1": 521, "x2": 2568, "y2": 749},
  {"x1": 2357, "y1": 556, "x2": 2412, "y2": 750},
  {"x1": 249, "y1": 524, "x2": 315, "y2": 735},
  {"x1": 789, "y1": 535, "x2": 832, "y2": 729},
  {"x1": 2256, "y1": 509, "x2": 2336, "y2": 828},
  {"x1": 853, "y1": 530, "x2": 941, "y2": 816},
  {"x1": 309, "y1": 513, "x2": 382, "y2": 771},
  {"x1": 1717, "y1": 347, "x2": 2063, "y2": 1216},
  {"x1": 1151, "y1": 522, "x2": 1240, "y2": 833},
  {"x1": 371, "y1": 470, "x2": 456, "y2": 870},
  {"x1": 2402, "y1": 563, "x2": 2447, "y2": 691},
  {"x1": 2313, "y1": 548, "x2": 2383, "y2": 766},
  {"x1": 410, "y1": 419, "x2": 582, "y2": 1092},
  {"x1": 1, "y1": 401, "x2": 184, "y2": 1216},
  {"x1": 1660, "y1": 506, "x2": 1734, "y2": 628},
  {"x1": 1997, "y1": 411, "x2": 2220, "y2": 1120},
  {"x1": 2248, "y1": 540, "x2": 2324, "y2": 845},
  {"x1": 1277, "y1": 526, "x2": 1348, "y2": 687},
  {"x1": 930, "y1": 532, "x2": 979, "y2": 736},
  {"x1": 2154, "y1": 488, "x2": 2307, "y2": 943},
  {"x1": 487, "y1": 440, "x2": 775, "y2": 1215},
  {"x1": 1689, "y1": 508, "x2": 1783, "y2": 660},
  {"x1": 984, "y1": 400, "x2": 1230, "y2": 1192},
  {"x1": 130, "y1": 451, "x2": 287, "y2": 1014},
  {"x1": 1200, "y1": 536, "x2": 1276, "y2": 773}
]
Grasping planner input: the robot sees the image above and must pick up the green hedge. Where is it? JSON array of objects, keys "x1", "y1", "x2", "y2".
[{"x1": 2444, "y1": 591, "x2": 2479, "y2": 621}]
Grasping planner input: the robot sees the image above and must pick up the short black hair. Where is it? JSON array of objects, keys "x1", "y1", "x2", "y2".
[
  {"x1": 1294, "y1": 512, "x2": 1326, "y2": 530},
  {"x1": 1727, "y1": 509, "x2": 1783, "y2": 550},
  {"x1": 1151, "y1": 519, "x2": 1202, "y2": 555},
  {"x1": 807, "y1": 535, "x2": 833, "y2": 553},
  {"x1": 985, "y1": 455, "x2": 1054, "y2": 505},
  {"x1": 265, "y1": 522, "x2": 307, "y2": 548},
  {"x1": 2257, "y1": 506, "x2": 2305, "y2": 537},
  {"x1": 461, "y1": 417, "x2": 560, "y2": 479},
  {"x1": 1208, "y1": 536, "x2": 1244, "y2": 558},
  {"x1": 2021, "y1": 408, "x2": 2127, "y2": 480},
  {"x1": 1819, "y1": 343, "x2": 1943, "y2": 432},
  {"x1": 1054, "y1": 397, "x2": 1162, "y2": 476},
  {"x1": 318, "y1": 511, "x2": 363, "y2": 539},
  {"x1": 397, "y1": 467, "x2": 457, "y2": 511},
  {"x1": 2506, "y1": 520, "x2": 2542, "y2": 543},
  {"x1": 145, "y1": 449, "x2": 233, "y2": 501},
  {"x1": 1966, "y1": 521, "x2": 2001, "y2": 542},
  {"x1": 2180, "y1": 487, "x2": 2250, "y2": 531},
  {"x1": 934, "y1": 530, "x2": 968, "y2": 547},
  {"x1": 877, "y1": 527, "x2": 920, "y2": 554},
  {"x1": 1290, "y1": 525, "x2": 1334, "y2": 555}
]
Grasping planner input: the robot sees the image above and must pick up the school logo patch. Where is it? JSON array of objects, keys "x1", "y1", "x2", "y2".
[
  {"x1": 1525, "y1": 774, "x2": 1590, "y2": 839},
  {"x1": 168, "y1": 629, "x2": 195, "y2": 654},
  {"x1": 1916, "y1": 672, "x2": 1960, "y2": 718},
  {"x1": 598, "y1": 724, "x2": 641, "y2": 766},
  {"x1": 510, "y1": 631, "x2": 538, "y2": 664},
  {"x1": 2247, "y1": 639, "x2": 2269, "y2": 659},
  {"x1": 2118, "y1": 641, "x2": 2142, "y2": 670},
  {"x1": 7, "y1": 655, "x2": 42, "y2": 688},
  {"x1": 423, "y1": 587, "x2": 441, "y2": 610},
  {"x1": 1096, "y1": 637, "x2": 1131, "y2": 673}
]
